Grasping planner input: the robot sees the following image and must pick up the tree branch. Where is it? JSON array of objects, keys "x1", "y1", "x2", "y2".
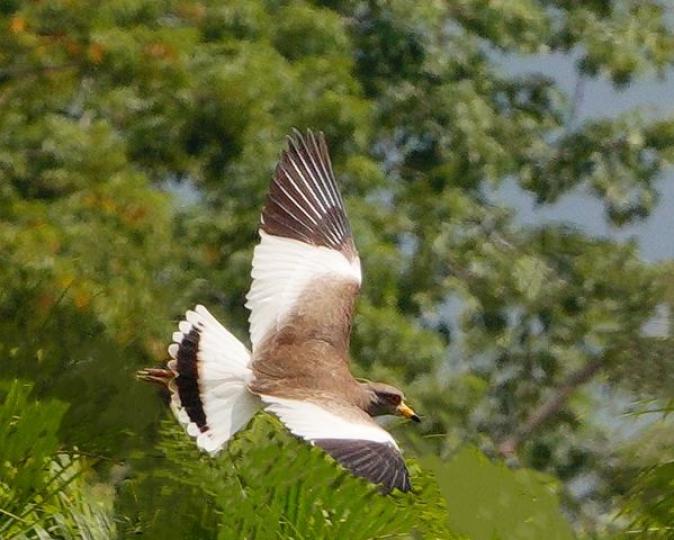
[
  {"x1": 565, "y1": 73, "x2": 585, "y2": 134},
  {"x1": 498, "y1": 356, "x2": 605, "y2": 457}
]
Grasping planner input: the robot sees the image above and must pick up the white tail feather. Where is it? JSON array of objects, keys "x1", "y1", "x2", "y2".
[{"x1": 168, "y1": 305, "x2": 261, "y2": 454}]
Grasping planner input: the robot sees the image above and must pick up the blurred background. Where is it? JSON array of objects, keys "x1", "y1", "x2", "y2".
[{"x1": 1, "y1": 1, "x2": 673, "y2": 538}]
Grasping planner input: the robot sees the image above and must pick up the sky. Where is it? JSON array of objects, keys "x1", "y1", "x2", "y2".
[{"x1": 496, "y1": 52, "x2": 674, "y2": 263}]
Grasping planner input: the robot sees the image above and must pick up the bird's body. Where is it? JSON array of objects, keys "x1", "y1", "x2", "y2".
[{"x1": 138, "y1": 130, "x2": 419, "y2": 493}]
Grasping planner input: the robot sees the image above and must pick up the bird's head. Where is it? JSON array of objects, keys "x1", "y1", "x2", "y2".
[{"x1": 361, "y1": 381, "x2": 421, "y2": 422}]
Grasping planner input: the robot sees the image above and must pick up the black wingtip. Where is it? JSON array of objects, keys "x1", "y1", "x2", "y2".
[
  {"x1": 286, "y1": 128, "x2": 328, "y2": 164},
  {"x1": 261, "y1": 128, "x2": 356, "y2": 257},
  {"x1": 288, "y1": 127, "x2": 324, "y2": 145},
  {"x1": 315, "y1": 439, "x2": 412, "y2": 494}
]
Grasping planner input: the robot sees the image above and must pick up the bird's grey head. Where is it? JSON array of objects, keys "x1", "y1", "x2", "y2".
[{"x1": 360, "y1": 381, "x2": 420, "y2": 422}]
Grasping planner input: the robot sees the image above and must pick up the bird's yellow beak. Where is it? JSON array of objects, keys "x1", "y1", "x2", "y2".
[{"x1": 396, "y1": 402, "x2": 421, "y2": 423}]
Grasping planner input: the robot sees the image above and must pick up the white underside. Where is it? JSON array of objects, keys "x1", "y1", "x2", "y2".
[{"x1": 260, "y1": 395, "x2": 398, "y2": 448}]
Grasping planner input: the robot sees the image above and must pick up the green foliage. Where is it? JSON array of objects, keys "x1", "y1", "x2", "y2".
[
  {"x1": 427, "y1": 446, "x2": 574, "y2": 540},
  {"x1": 521, "y1": 115, "x2": 674, "y2": 223},
  {"x1": 118, "y1": 415, "x2": 457, "y2": 540},
  {"x1": 613, "y1": 407, "x2": 674, "y2": 539},
  {"x1": 2, "y1": 0, "x2": 674, "y2": 537},
  {"x1": 117, "y1": 419, "x2": 577, "y2": 540},
  {"x1": 0, "y1": 380, "x2": 115, "y2": 539},
  {"x1": 618, "y1": 461, "x2": 674, "y2": 539}
]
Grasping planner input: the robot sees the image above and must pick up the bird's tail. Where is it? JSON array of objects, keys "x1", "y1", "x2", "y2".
[{"x1": 137, "y1": 305, "x2": 261, "y2": 454}]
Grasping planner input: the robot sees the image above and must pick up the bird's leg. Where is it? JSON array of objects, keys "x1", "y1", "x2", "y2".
[{"x1": 136, "y1": 367, "x2": 174, "y2": 386}]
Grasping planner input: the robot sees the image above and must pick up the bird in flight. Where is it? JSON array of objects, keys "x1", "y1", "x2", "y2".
[{"x1": 138, "y1": 130, "x2": 420, "y2": 493}]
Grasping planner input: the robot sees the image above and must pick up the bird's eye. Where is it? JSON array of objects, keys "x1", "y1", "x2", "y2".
[{"x1": 386, "y1": 394, "x2": 401, "y2": 406}]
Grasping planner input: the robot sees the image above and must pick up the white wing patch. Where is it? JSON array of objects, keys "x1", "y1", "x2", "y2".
[
  {"x1": 260, "y1": 395, "x2": 397, "y2": 447},
  {"x1": 245, "y1": 231, "x2": 361, "y2": 351}
]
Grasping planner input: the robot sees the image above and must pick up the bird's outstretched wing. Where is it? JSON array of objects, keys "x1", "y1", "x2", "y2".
[
  {"x1": 246, "y1": 131, "x2": 410, "y2": 492},
  {"x1": 261, "y1": 395, "x2": 412, "y2": 493},
  {"x1": 245, "y1": 130, "x2": 361, "y2": 354}
]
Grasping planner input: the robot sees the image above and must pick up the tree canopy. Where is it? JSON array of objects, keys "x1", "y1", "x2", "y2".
[{"x1": 1, "y1": 1, "x2": 673, "y2": 538}]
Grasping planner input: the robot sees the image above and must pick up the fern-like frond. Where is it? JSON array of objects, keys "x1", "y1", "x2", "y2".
[
  {"x1": 120, "y1": 413, "x2": 457, "y2": 539},
  {"x1": 0, "y1": 380, "x2": 115, "y2": 540}
]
